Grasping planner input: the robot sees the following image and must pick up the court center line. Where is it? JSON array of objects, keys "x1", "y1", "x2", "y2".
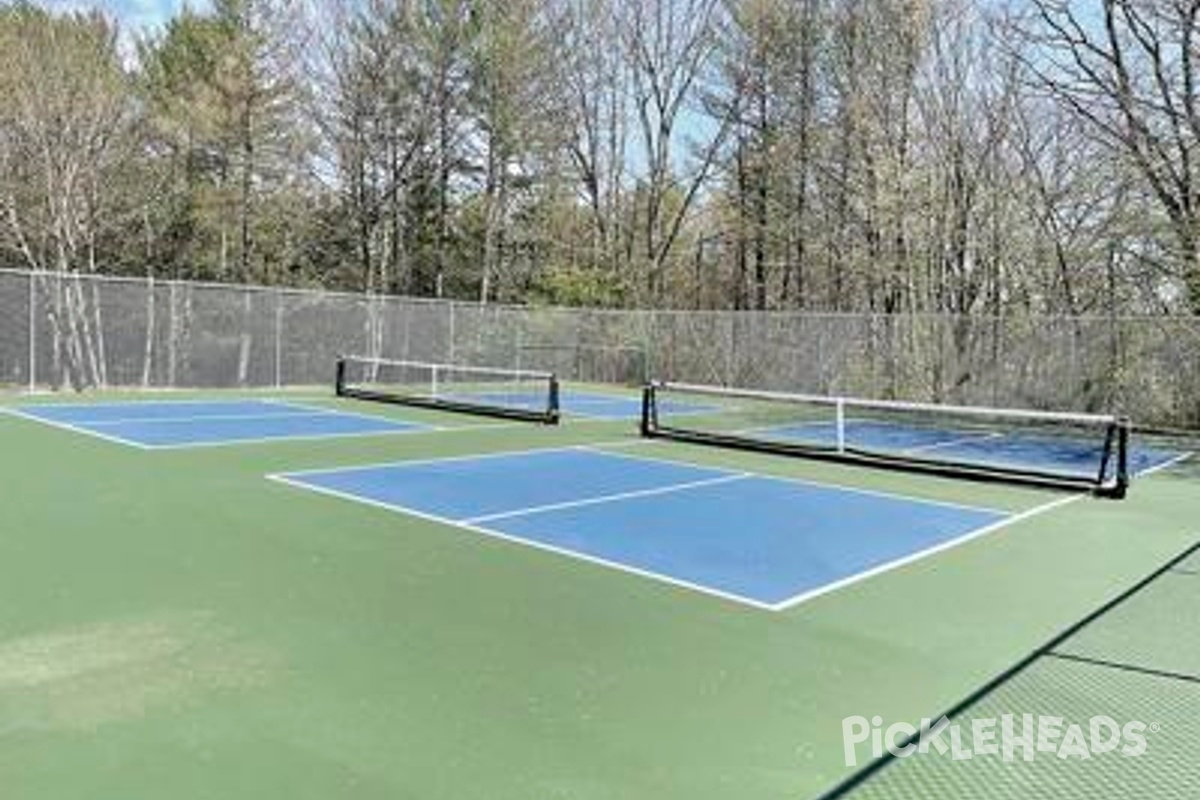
[
  {"x1": 86, "y1": 402, "x2": 429, "y2": 428},
  {"x1": 266, "y1": 472, "x2": 779, "y2": 612},
  {"x1": 134, "y1": 424, "x2": 438, "y2": 450},
  {"x1": 461, "y1": 473, "x2": 752, "y2": 525},
  {"x1": 84, "y1": 410, "x2": 345, "y2": 427},
  {"x1": 3, "y1": 406, "x2": 154, "y2": 449},
  {"x1": 902, "y1": 430, "x2": 1005, "y2": 454},
  {"x1": 574, "y1": 443, "x2": 1012, "y2": 517},
  {"x1": 270, "y1": 442, "x2": 636, "y2": 478},
  {"x1": 744, "y1": 420, "x2": 1007, "y2": 456}
]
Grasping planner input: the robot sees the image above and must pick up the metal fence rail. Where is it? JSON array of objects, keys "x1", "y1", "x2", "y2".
[{"x1": 2, "y1": 268, "x2": 1198, "y2": 427}]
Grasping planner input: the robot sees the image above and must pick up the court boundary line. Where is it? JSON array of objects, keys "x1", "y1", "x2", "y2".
[
  {"x1": 133, "y1": 423, "x2": 439, "y2": 450},
  {"x1": 265, "y1": 471, "x2": 783, "y2": 612},
  {"x1": 272, "y1": 443, "x2": 644, "y2": 478},
  {"x1": 5, "y1": 398, "x2": 595, "y2": 450},
  {"x1": 769, "y1": 492, "x2": 1083, "y2": 611},
  {"x1": 1139, "y1": 450, "x2": 1193, "y2": 476},
  {"x1": 274, "y1": 442, "x2": 1001, "y2": 516},
  {"x1": 141, "y1": 418, "x2": 544, "y2": 450},
  {"x1": 3, "y1": 406, "x2": 155, "y2": 449},
  {"x1": 6, "y1": 401, "x2": 558, "y2": 450},
  {"x1": 267, "y1": 448, "x2": 1039, "y2": 612},
  {"x1": 83, "y1": 409, "x2": 347, "y2": 426}
]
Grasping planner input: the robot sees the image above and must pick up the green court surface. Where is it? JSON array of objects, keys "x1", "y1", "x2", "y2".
[{"x1": 1, "y1": 389, "x2": 1197, "y2": 799}]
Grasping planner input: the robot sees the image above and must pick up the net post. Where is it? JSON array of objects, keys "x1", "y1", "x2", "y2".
[
  {"x1": 1094, "y1": 416, "x2": 1131, "y2": 499},
  {"x1": 1113, "y1": 417, "x2": 1130, "y2": 498},
  {"x1": 28, "y1": 271, "x2": 36, "y2": 392},
  {"x1": 641, "y1": 383, "x2": 657, "y2": 436},
  {"x1": 431, "y1": 364, "x2": 439, "y2": 398},
  {"x1": 273, "y1": 288, "x2": 283, "y2": 389},
  {"x1": 835, "y1": 398, "x2": 846, "y2": 453},
  {"x1": 335, "y1": 357, "x2": 347, "y2": 397},
  {"x1": 547, "y1": 375, "x2": 561, "y2": 425}
]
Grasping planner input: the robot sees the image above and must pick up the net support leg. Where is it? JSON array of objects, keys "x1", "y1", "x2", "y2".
[
  {"x1": 641, "y1": 384, "x2": 657, "y2": 436},
  {"x1": 335, "y1": 358, "x2": 347, "y2": 397},
  {"x1": 836, "y1": 398, "x2": 846, "y2": 453},
  {"x1": 1095, "y1": 417, "x2": 1131, "y2": 499},
  {"x1": 1113, "y1": 418, "x2": 1130, "y2": 497},
  {"x1": 547, "y1": 376, "x2": 561, "y2": 424}
]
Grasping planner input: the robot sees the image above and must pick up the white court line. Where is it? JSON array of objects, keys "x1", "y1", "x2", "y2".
[
  {"x1": 768, "y1": 492, "x2": 1087, "y2": 611},
  {"x1": 742, "y1": 419, "x2": 1005, "y2": 455},
  {"x1": 137, "y1": 416, "x2": 554, "y2": 450},
  {"x1": 266, "y1": 472, "x2": 781, "y2": 612},
  {"x1": 462, "y1": 473, "x2": 750, "y2": 524},
  {"x1": 258, "y1": 397, "x2": 339, "y2": 411},
  {"x1": 261, "y1": 398, "x2": 435, "y2": 425},
  {"x1": 902, "y1": 430, "x2": 1005, "y2": 454},
  {"x1": 84, "y1": 410, "x2": 340, "y2": 427},
  {"x1": 135, "y1": 424, "x2": 439, "y2": 450},
  {"x1": 3, "y1": 406, "x2": 154, "y2": 450},
  {"x1": 9, "y1": 396, "x2": 564, "y2": 450},
  {"x1": 576, "y1": 444, "x2": 1012, "y2": 517},
  {"x1": 7, "y1": 397, "x2": 287, "y2": 410},
  {"x1": 271, "y1": 443, "x2": 634, "y2": 478},
  {"x1": 80, "y1": 400, "x2": 435, "y2": 429},
  {"x1": 6, "y1": 405, "x2": 488, "y2": 450},
  {"x1": 266, "y1": 445, "x2": 1049, "y2": 612},
  {"x1": 1139, "y1": 451, "x2": 1194, "y2": 477}
]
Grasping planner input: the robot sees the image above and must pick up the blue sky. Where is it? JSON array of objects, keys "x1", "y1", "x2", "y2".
[{"x1": 42, "y1": 0, "x2": 208, "y2": 33}]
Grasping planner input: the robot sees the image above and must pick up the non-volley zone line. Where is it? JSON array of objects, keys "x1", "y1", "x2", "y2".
[
  {"x1": 266, "y1": 447, "x2": 1078, "y2": 612},
  {"x1": 9, "y1": 398, "x2": 453, "y2": 449}
]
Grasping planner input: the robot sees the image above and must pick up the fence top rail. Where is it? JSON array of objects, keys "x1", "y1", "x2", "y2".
[{"x1": 3, "y1": 267, "x2": 1198, "y2": 324}]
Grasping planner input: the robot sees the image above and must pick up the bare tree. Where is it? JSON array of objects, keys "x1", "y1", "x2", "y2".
[
  {"x1": 556, "y1": 0, "x2": 632, "y2": 278},
  {"x1": 1019, "y1": 0, "x2": 1200, "y2": 312},
  {"x1": 618, "y1": 0, "x2": 731, "y2": 303},
  {"x1": 0, "y1": 6, "x2": 152, "y2": 388}
]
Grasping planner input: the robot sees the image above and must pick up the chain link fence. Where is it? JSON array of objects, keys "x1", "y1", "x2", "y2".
[{"x1": 2, "y1": 268, "x2": 1198, "y2": 427}]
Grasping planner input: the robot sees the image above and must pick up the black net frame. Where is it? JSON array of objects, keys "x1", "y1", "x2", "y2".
[
  {"x1": 337, "y1": 356, "x2": 560, "y2": 424},
  {"x1": 640, "y1": 382, "x2": 1130, "y2": 498}
]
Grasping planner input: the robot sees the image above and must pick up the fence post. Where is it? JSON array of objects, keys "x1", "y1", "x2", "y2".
[
  {"x1": 274, "y1": 288, "x2": 283, "y2": 389},
  {"x1": 28, "y1": 272, "x2": 35, "y2": 392},
  {"x1": 168, "y1": 280, "x2": 177, "y2": 388},
  {"x1": 724, "y1": 313, "x2": 736, "y2": 386}
]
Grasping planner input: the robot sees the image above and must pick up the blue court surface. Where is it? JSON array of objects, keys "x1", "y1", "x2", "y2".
[
  {"x1": 759, "y1": 419, "x2": 1182, "y2": 479},
  {"x1": 11, "y1": 399, "x2": 428, "y2": 448},
  {"x1": 271, "y1": 447, "x2": 1011, "y2": 610},
  {"x1": 564, "y1": 392, "x2": 713, "y2": 420},
  {"x1": 442, "y1": 389, "x2": 711, "y2": 420}
]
